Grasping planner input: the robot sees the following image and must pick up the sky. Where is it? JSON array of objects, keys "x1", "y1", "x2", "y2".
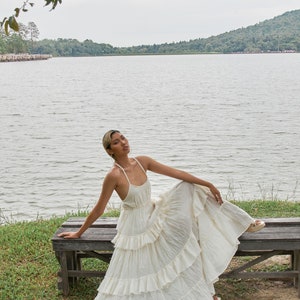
[{"x1": 2, "y1": 0, "x2": 300, "y2": 47}]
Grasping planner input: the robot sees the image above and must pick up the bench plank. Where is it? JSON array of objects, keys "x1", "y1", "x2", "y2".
[
  {"x1": 261, "y1": 218, "x2": 300, "y2": 225},
  {"x1": 61, "y1": 217, "x2": 118, "y2": 228}
]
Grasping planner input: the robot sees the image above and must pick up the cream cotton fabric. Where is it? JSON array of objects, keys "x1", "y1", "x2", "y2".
[{"x1": 95, "y1": 162, "x2": 254, "y2": 300}]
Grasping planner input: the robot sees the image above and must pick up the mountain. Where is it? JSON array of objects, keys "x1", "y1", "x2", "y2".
[
  {"x1": 119, "y1": 9, "x2": 300, "y2": 55},
  {"x1": 31, "y1": 9, "x2": 300, "y2": 56}
]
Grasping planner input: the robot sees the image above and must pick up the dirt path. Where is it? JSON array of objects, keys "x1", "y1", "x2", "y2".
[
  {"x1": 216, "y1": 255, "x2": 299, "y2": 300},
  {"x1": 251, "y1": 280, "x2": 298, "y2": 300}
]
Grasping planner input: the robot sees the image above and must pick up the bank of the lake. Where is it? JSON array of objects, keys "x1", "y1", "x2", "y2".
[
  {"x1": 0, "y1": 53, "x2": 52, "y2": 62},
  {"x1": 0, "y1": 200, "x2": 299, "y2": 300}
]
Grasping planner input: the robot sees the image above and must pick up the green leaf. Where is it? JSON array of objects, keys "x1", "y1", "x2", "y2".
[
  {"x1": 44, "y1": 0, "x2": 62, "y2": 10},
  {"x1": 8, "y1": 16, "x2": 19, "y2": 32},
  {"x1": 4, "y1": 20, "x2": 9, "y2": 35},
  {"x1": 14, "y1": 8, "x2": 20, "y2": 17},
  {"x1": 44, "y1": 0, "x2": 52, "y2": 6},
  {"x1": 52, "y1": 0, "x2": 59, "y2": 10},
  {"x1": 1, "y1": 17, "x2": 7, "y2": 27}
]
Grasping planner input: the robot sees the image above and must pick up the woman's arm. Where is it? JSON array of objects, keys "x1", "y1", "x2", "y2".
[
  {"x1": 139, "y1": 156, "x2": 223, "y2": 204},
  {"x1": 58, "y1": 173, "x2": 117, "y2": 239}
]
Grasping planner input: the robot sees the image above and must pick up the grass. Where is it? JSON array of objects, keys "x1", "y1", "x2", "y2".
[
  {"x1": 0, "y1": 201, "x2": 299, "y2": 300},
  {"x1": 230, "y1": 199, "x2": 300, "y2": 218}
]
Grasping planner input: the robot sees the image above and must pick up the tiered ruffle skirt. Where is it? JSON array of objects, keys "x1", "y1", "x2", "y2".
[{"x1": 95, "y1": 182, "x2": 254, "y2": 299}]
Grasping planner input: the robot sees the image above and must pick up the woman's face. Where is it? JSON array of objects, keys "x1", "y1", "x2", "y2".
[{"x1": 109, "y1": 132, "x2": 130, "y2": 157}]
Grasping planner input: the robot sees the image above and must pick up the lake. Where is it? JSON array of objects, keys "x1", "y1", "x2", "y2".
[{"x1": 1, "y1": 53, "x2": 299, "y2": 222}]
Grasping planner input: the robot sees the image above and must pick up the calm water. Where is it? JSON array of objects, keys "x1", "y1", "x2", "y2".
[{"x1": 1, "y1": 54, "x2": 300, "y2": 221}]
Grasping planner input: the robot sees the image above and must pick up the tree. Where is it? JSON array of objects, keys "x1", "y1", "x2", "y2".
[
  {"x1": 5, "y1": 33, "x2": 28, "y2": 53},
  {"x1": 0, "y1": 21, "x2": 41, "y2": 54},
  {"x1": 18, "y1": 23, "x2": 30, "y2": 40},
  {"x1": 28, "y1": 22, "x2": 39, "y2": 41},
  {"x1": 1, "y1": 0, "x2": 62, "y2": 35},
  {"x1": 0, "y1": 32, "x2": 7, "y2": 53},
  {"x1": 27, "y1": 21, "x2": 39, "y2": 51}
]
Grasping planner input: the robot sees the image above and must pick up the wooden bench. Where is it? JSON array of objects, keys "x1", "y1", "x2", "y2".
[{"x1": 52, "y1": 217, "x2": 300, "y2": 297}]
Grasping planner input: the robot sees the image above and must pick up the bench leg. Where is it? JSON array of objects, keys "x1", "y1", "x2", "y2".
[
  {"x1": 56, "y1": 250, "x2": 82, "y2": 296},
  {"x1": 293, "y1": 250, "x2": 300, "y2": 297},
  {"x1": 56, "y1": 250, "x2": 84, "y2": 295},
  {"x1": 59, "y1": 251, "x2": 70, "y2": 296},
  {"x1": 74, "y1": 251, "x2": 82, "y2": 284}
]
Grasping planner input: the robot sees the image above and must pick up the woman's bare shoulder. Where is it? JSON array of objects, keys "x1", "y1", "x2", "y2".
[
  {"x1": 135, "y1": 155, "x2": 156, "y2": 170},
  {"x1": 105, "y1": 165, "x2": 122, "y2": 182},
  {"x1": 135, "y1": 155, "x2": 152, "y2": 164},
  {"x1": 135, "y1": 155, "x2": 152, "y2": 162}
]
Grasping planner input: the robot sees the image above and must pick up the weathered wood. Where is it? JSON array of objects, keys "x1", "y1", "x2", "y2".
[
  {"x1": 58, "y1": 251, "x2": 70, "y2": 296},
  {"x1": 260, "y1": 217, "x2": 300, "y2": 226},
  {"x1": 61, "y1": 217, "x2": 118, "y2": 228},
  {"x1": 52, "y1": 217, "x2": 300, "y2": 297},
  {"x1": 225, "y1": 250, "x2": 284, "y2": 276},
  {"x1": 79, "y1": 251, "x2": 112, "y2": 263},
  {"x1": 235, "y1": 250, "x2": 293, "y2": 256},
  {"x1": 221, "y1": 271, "x2": 298, "y2": 279},
  {"x1": 294, "y1": 250, "x2": 300, "y2": 296},
  {"x1": 58, "y1": 270, "x2": 107, "y2": 278},
  {"x1": 237, "y1": 224, "x2": 300, "y2": 252}
]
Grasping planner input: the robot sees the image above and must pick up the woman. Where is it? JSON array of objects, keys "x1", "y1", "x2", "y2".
[{"x1": 59, "y1": 130, "x2": 265, "y2": 300}]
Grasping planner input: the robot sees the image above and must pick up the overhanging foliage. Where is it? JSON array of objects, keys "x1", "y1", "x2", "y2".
[{"x1": 1, "y1": 0, "x2": 62, "y2": 35}]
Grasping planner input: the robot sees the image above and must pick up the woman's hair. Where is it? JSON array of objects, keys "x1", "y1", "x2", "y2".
[{"x1": 102, "y1": 130, "x2": 120, "y2": 150}]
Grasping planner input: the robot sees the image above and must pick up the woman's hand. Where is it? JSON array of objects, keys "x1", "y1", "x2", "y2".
[
  {"x1": 208, "y1": 184, "x2": 223, "y2": 205},
  {"x1": 58, "y1": 231, "x2": 81, "y2": 239}
]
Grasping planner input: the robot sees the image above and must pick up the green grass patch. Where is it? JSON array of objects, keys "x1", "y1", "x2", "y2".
[
  {"x1": 231, "y1": 199, "x2": 300, "y2": 218},
  {"x1": 0, "y1": 201, "x2": 298, "y2": 299}
]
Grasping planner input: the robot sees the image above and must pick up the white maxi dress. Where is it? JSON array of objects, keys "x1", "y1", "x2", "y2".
[{"x1": 95, "y1": 158, "x2": 254, "y2": 300}]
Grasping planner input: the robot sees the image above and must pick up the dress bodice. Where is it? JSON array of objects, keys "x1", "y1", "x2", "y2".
[
  {"x1": 114, "y1": 159, "x2": 153, "y2": 236},
  {"x1": 122, "y1": 179, "x2": 151, "y2": 209},
  {"x1": 114, "y1": 158, "x2": 151, "y2": 210}
]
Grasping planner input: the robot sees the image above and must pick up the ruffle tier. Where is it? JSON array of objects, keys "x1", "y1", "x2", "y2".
[
  {"x1": 111, "y1": 200, "x2": 167, "y2": 250},
  {"x1": 112, "y1": 181, "x2": 194, "y2": 251},
  {"x1": 98, "y1": 233, "x2": 201, "y2": 296}
]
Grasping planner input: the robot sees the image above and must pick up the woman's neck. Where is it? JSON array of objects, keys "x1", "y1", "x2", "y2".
[{"x1": 115, "y1": 156, "x2": 132, "y2": 169}]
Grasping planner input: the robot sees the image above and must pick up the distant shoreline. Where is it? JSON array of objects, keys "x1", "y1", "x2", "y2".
[
  {"x1": 0, "y1": 51, "x2": 297, "y2": 62},
  {"x1": 0, "y1": 53, "x2": 52, "y2": 63}
]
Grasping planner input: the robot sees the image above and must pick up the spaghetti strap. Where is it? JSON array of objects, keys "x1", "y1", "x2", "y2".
[
  {"x1": 114, "y1": 163, "x2": 131, "y2": 184},
  {"x1": 115, "y1": 158, "x2": 147, "y2": 185},
  {"x1": 133, "y1": 157, "x2": 147, "y2": 174}
]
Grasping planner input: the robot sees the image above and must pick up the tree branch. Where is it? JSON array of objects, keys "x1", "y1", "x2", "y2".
[{"x1": 1, "y1": 0, "x2": 62, "y2": 35}]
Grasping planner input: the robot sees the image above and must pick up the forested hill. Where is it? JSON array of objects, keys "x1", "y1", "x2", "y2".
[
  {"x1": 1, "y1": 9, "x2": 299, "y2": 56},
  {"x1": 123, "y1": 9, "x2": 300, "y2": 55}
]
